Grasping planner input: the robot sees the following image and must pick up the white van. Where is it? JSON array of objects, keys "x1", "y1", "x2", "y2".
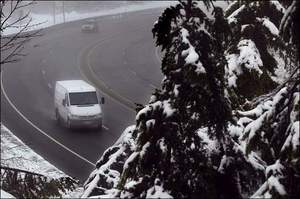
[{"x1": 54, "y1": 80, "x2": 104, "y2": 129}]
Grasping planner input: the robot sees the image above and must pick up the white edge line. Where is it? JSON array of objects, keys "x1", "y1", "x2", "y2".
[
  {"x1": 149, "y1": 84, "x2": 157, "y2": 89},
  {"x1": 155, "y1": 46, "x2": 162, "y2": 64},
  {"x1": 78, "y1": 38, "x2": 135, "y2": 113},
  {"x1": 102, "y1": 125, "x2": 109, "y2": 131},
  {"x1": 1, "y1": 72, "x2": 96, "y2": 167}
]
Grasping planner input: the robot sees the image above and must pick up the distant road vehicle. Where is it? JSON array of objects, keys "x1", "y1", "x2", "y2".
[
  {"x1": 54, "y1": 80, "x2": 104, "y2": 130},
  {"x1": 81, "y1": 19, "x2": 98, "y2": 33}
]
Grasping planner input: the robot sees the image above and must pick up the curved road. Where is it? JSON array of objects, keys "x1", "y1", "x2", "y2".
[{"x1": 1, "y1": 9, "x2": 163, "y2": 182}]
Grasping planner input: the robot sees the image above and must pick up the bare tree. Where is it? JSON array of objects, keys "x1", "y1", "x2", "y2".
[{"x1": 0, "y1": 0, "x2": 42, "y2": 65}]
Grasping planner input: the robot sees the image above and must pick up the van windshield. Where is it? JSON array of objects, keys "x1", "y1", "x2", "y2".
[{"x1": 69, "y1": 92, "x2": 98, "y2": 105}]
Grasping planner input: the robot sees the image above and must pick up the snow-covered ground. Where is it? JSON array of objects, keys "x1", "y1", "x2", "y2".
[
  {"x1": 1, "y1": 125, "x2": 66, "y2": 178},
  {"x1": 0, "y1": 125, "x2": 83, "y2": 198},
  {"x1": 0, "y1": 189, "x2": 15, "y2": 199},
  {"x1": 3, "y1": 1, "x2": 175, "y2": 35}
]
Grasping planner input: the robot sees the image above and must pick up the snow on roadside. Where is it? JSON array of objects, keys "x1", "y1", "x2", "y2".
[
  {"x1": 0, "y1": 189, "x2": 16, "y2": 199},
  {"x1": 0, "y1": 124, "x2": 83, "y2": 198},
  {"x1": 3, "y1": 1, "x2": 176, "y2": 35},
  {"x1": 1, "y1": 124, "x2": 66, "y2": 179}
]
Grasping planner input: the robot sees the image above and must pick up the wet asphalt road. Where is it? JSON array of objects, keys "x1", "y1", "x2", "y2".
[{"x1": 1, "y1": 8, "x2": 164, "y2": 183}]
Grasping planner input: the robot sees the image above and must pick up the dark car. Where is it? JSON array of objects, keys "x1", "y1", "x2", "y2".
[{"x1": 81, "y1": 19, "x2": 98, "y2": 33}]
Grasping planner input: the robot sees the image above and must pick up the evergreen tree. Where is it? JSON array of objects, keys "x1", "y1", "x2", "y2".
[
  {"x1": 116, "y1": 1, "x2": 240, "y2": 198},
  {"x1": 83, "y1": 1, "x2": 299, "y2": 198},
  {"x1": 85, "y1": 1, "x2": 258, "y2": 198}
]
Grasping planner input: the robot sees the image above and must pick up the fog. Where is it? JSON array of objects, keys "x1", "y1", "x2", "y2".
[{"x1": 2, "y1": 1, "x2": 174, "y2": 35}]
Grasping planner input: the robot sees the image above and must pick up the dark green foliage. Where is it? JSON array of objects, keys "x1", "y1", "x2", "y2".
[
  {"x1": 83, "y1": 1, "x2": 299, "y2": 198},
  {"x1": 117, "y1": 1, "x2": 245, "y2": 198},
  {"x1": 225, "y1": 1, "x2": 288, "y2": 101}
]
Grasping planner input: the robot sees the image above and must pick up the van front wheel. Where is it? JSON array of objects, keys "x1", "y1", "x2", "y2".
[
  {"x1": 55, "y1": 109, "x2": 60, "y2": 124},
  {"x1": 67, "y1": 118, "x2": 72, "y2": 129},
  {"x1": 97, "y1": 120, "x2": 102, "y2": 131}
]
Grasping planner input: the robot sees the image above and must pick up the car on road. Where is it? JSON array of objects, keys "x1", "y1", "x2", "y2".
[
  {"x1": 54, "y1": 80, "x2": 104, "y2": 130},
  {"x1": 81, "y1": 19, "x2": 98, "y2": 33}
]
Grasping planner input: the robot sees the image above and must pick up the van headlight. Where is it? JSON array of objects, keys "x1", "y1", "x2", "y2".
[
  {"x1": 69, "y1": 114, "x2": 80, "y2": 119},
  {"x1": 95, "y1": 113, "x2": 102, "y2": 118}
]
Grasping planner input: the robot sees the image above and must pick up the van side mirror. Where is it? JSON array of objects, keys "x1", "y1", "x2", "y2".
[
  {"x1": 62, "y1": 99, "x2": 66, "y2": 106},
  {"x1": 101, "y1": 97, "x2": 105, "y2": 104}
]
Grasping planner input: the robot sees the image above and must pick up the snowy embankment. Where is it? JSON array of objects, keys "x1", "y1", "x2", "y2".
[
  {"x1": 0, "y1": 125, "x2": 82, "y2": 198},
  {"x1": 3, "y1": 1, "x2": 175, "y2": 35},
  {"x1": 0, "y1": 189, "x2": 15, "y2": 199}
]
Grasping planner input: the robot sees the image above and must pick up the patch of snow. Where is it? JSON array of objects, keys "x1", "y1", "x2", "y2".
[
  {"x1": 244, "y1": 113, "x2": 267, "y2": 142},
  {"x1": 228, "y1": 123, "x2": 243, "y2": 138},
  {"x1": 81, "y1": 174, "x2": 100, "y2": 198},
  {"x1": 181, "y1": 28, "x2": 190, "y2": 45},
  {"x1": 237, "y1": 117, "x2": 254, "y2": 127},
  {"x1": 146, "y1": 119, "x2": 156, "y2": 130},
  {"x1": 251, "y1": 181, "x2": 270, "y2": 198},
  {"x1": 136, "y1": 100, "x2": 175, "y2": 121},
  {"x1": 291, "y1": 121, "x2": 300, "y2": 151},
  {"x1": 181, "y1": 28, "x2": 206, "y2": 74},
  {"x1": 140, "y1": 142, "x2": 151, "y2": 158},
  {"x1": 173, "y1": 84, "x2": 180, "y2": 97},
  {"x1": 124, "y1": 178, "x2": 143, "y2": 190},
  {"x1": 290, "y1": 92, "x2": 300, "y2": 122},
  {"x1": 225, "y1": 1, "x2": 238, "y2": 14},
  {"x1": 225, "y1": 39, "x2": 264, "y2": 88},
  {"x1": 269, "y1": 50, "x2": 289, "y2": 84},
  {"x1": 241, "y1": 24, "x2": 250, "y2": 32},
  {"x1": 123, "y1": 152, "x2": 139, "y2": 171},
  {"x1": 218, "y1": 155, "x2": 235, "y2": 174},
  {"x1": 146, "y1": 184, "x2": 173, "y2": 198},
  {"x1": 257, "y1": 17, "x2": 279, "y2": 36},
  {"x1": 267, "y1": 176, "x2": 286, "y2": 195},
  {"x1": 157, "y1": 138, "x2": 167, "y2": 154},
  {"x1": 136, "y1": 104, "x2": 152, "y2": 121},
  {"x1": 180, "y1": 28, "x2": 206, "y2": 74},
  {"x1": 162, "y1": 100, "x2": 175, "y2": 117},
  {"x1": 238, "y1": 87, "x2": 289, "y2": 151},
  {"x1": 237, "y1": 39, "x2": 263, "y2": 75},
  {"x1": 190, "y1": 143, "x2": 195, "y2": 150},
  {"x1": 0, "y1": 125, "x2": 67, "y2": 179},
  {"x1": 270, "y1": 1, "x2": 286, "y2": 13},
  {"x1": 196, "y1": 127, "x2": 216, "y2": 153},
  {"x1": 225, "y1": 54, "x2": 241, "y2": 87},
  {"x1": 227, "y1": 5, "x2": 245, "y2": 24},
  {"x1": 113, "y1": 125, "x2": 136, "y2": 146},
  {"x1": 1, "y1": 189, "x2": 15, "y2": 198},
  {"x1": 184, "y1": 46, "x2": 199, "y2": 65},
  {"x1": 266, "y1": 160, "x2": 284, "y2": 177},
  {"x1": 248, "y1": 152, "x2": 266, "y2": 171}
]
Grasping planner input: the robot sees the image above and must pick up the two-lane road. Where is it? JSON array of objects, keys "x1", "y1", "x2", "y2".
[{"x1": 1, "y1": 8, "x2": 164, "y2": 182}]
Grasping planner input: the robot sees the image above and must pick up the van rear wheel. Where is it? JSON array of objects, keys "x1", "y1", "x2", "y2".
[
  {"x1": 55, "y1": 109, "x2": 60, "y2": 124},
  {"x1": 67, "y1": 118, "x2": 72, "y2": 129},
  {"x1": 97, "y1": 120, "x2": 102, "y2": 131}
]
